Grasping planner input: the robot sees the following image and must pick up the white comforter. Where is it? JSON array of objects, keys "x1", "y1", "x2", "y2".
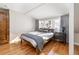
[{"x1": 21, "y1": 31, "x2": 54, "y2": 47}]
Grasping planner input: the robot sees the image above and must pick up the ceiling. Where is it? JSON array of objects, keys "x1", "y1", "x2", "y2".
[
  {"x1": 27, "y1": 3, "x2": 70, "y2": 19},
  {"x1": 0, "y1": 3, "x2": 70, "y2": 19}
]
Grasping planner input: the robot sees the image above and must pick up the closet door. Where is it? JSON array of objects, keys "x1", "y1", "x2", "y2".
[{"x1": 0, "y1": 9, "x2": 9, "y2": 44}]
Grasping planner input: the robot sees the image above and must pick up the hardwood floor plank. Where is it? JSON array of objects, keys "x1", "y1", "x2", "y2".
[
  {"x1": 0, "y1": 40, "x2": 69, "y2": 55},
  {"x1": 74, "y1": 45, "x2": 79, "y2": 55}
]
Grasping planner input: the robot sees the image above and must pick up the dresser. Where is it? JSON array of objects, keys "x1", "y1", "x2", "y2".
[
  {"x1": 0, "y1": 8, "x2": 9, "y2": 44},
  {"x1": 54, "y1": 32, "x2": 66, "y2": 44}
]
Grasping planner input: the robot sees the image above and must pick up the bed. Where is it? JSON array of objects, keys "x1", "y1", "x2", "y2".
[{"x1": 20, "y1": 30, "x2": 54, "y2": 54}]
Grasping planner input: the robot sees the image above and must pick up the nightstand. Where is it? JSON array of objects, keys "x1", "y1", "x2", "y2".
[{"x1": 54, "y1": 32, "x2": 66, "y2": 44}]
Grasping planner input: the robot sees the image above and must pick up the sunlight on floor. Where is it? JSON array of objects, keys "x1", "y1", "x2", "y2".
[
  {"x1": 40, "y1": 48, "x2": 59, "y2": 55},
  {"x1": 48, "y1": 51, "x2": 58, "y2": 55},
  {"x1": 10, "y1": 36, "x2": 21, "y2": 44},
  {"x1": 40, "y1": 51, "x2": 58, "y2": 55}
]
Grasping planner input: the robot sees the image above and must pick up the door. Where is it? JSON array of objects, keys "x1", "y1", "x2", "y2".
[{"x1": 0, "y1": 9, "x2": 9, "y2": 44}]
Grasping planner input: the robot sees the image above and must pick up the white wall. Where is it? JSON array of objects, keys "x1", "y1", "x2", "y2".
[
  {"x1": 69, "y1": 4, "x2": 74, "y2": 55},
  {"x1": 10, "y1": 10, "x2": 35, "y2": 42},
  {"x1": 74, "y1": 4, "x2": 79, "y2": 33},
  {"x1": 74, "y1": 4, "x2": 79, "y2": 45},
  {"x1": 74, "y1": 33, "x2": 79, "y2": 45}
]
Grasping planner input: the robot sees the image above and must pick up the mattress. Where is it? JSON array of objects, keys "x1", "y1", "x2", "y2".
[
  {"x1": 21, "y1": 31, "x2": 54, "y2": 48},
  {"x1": 29, "y1": 31, "x2": 54, "y2": 42}
]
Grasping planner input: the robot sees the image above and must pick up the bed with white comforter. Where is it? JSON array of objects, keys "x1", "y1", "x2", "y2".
[{"x1": 20, "y1": 31, "x2": 54, "y2": 54}]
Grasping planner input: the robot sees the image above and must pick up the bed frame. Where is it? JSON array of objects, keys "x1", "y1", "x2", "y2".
[{"x1": 21, "y1": 37, "x2": 54, "y2": 55}]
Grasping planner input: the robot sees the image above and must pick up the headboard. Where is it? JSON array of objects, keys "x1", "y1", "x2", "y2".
[{"x1": 38, "y1": 28, "x2": 54, "y2": 33}]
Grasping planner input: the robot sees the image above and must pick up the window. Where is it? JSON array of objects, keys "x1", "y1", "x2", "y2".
[
  {"x1": 39, "y1": 20, "x2": 53, "y2": 29},
  {"x1": 54, "y1": 17, "x2": 61, "y2": 32},
  {"x1": 38, "y1": 17, "x2": 61, "y2": 32}
]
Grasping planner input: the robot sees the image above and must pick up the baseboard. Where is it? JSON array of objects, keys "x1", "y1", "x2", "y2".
[{"x1": 74, "y1": 42, "x2": 79, "y2": 46}]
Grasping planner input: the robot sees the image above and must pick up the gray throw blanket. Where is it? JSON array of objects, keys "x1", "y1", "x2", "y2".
[{"x1": 20, "y1": 33, "x2": 44, "y2": 51}]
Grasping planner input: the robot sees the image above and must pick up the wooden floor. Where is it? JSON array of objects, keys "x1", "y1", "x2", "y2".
[
  {"x1": 74, "y1": 45, "x2": 79, "y2": 55},
  {"x1": 0, "y1": 40, "x2": 69, "y2": 55}
]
